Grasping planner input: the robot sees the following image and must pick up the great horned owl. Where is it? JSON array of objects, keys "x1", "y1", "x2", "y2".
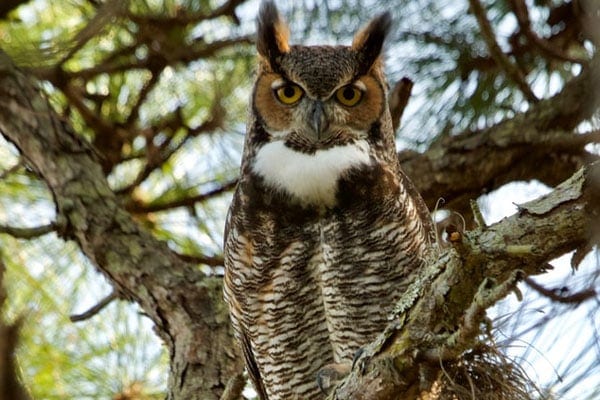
[{"x1": 224, "y1": 2, "x2": 432, "y2": 399}]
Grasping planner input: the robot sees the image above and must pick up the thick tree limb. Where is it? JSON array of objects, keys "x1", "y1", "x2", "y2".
[
  {"x1": 0, "y1": 51, "x2": 243, "y2": 400},
  {"x1": 400, "y1": 54, "x2": 600, "y2": 221},
  {"x1": 330, "y1": 161, "x2": 600, "y2": 399}
]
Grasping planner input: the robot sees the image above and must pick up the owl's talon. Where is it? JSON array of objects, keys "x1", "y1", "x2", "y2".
[{"x1": 316, "y1": 362, "x2": 351, "y2": 395}]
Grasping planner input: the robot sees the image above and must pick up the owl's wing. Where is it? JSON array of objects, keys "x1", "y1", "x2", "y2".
[
  {"x1": 240, "y1": 330, "x2": 269, "y2": 400},
  {"x1": 224, "y1": 201, "x2": 269, "y2": 400},
  {"x1": 397, "y1": 166, "x2": 435, "y2": 238}
]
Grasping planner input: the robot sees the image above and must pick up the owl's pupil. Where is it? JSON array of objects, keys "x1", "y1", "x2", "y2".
[
  {"x1": 283, "y1": 86, "x2": 296, "y2": 98},
  {"x1": 343, "y1": 87, "x2": 355, "y2": 100}
]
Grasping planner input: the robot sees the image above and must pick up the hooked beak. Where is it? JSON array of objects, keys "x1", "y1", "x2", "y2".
[{"x1": 309, "y1": 101, "x2": 329, "y2": 140}]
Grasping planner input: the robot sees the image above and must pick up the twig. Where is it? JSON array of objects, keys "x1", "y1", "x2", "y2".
[
  {"x1": 468, "y1": 0, "x2": 538, "y2": 102},
  {"x1": 510, "y1": 0, "x2": 587, "y2": 65},
  {"x1": 0, "y1": 223, "x2": 56, "y2": 239},
  {"x1": 422, "y1": 271, "x2": 523, "y2": 362},
  {"x1": 175, "y1": 252, "x2": 224, "y2": 267},
  {"x1": 69, "y1": 290, "x2": 118, "y2": 322},
  {"x1": 0, "y1": 161, "x2": 22, "y2": 180},
  {"x1": 125, "y1": 179, "x2": 238, "y2": 213},
  {"x1": 470, "y1": 199, "x2": 486, "y2": 229},
  {"x1": 116, "y1": 99, "x2": 227, "y2": 197},
  {"x1": 125, "y1": 70, "x2": 162, "y2": 126},
  {"x1": 524, "y1": 277, "x2": 597, "y2": 304}
]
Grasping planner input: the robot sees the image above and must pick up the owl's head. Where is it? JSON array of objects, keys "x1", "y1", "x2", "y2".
[
  {"x1": 251, "y1": 2, "x2": 392, "y2": 152},
  {"x1": 245, "y1": 2, "x2": 396, "y2": 208}
]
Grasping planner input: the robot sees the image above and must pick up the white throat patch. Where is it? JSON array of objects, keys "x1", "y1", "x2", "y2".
[{"x1": 252, "y1": 140, "x2": 371, "y2": 207}]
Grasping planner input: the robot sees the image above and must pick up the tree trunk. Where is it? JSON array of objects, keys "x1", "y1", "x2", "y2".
[{"x1": 0, "y1": 51, "x2": 244, "y2": 400}]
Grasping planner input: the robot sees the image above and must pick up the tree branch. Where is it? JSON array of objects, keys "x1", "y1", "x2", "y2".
[
  {"x1": 126, "y1": 180, "x2": 238, "y2": 214},
  {"x1": 331, "y1": 161, "x2": 600, "y2": 399},
  {"x1": 468, "y1": 0, "x2": 538, "y2": 102},
  {"x1": 524, "y1": 277, "x2": 597, "y2": 305},
  {"x1": 509, "y1": 0, "x2": 587, "y2": 64},
  {"x1": 69, "y1": 290, "x2": 118, "y2": 323},
  {"x1": 0, "y1": 223, "x2": 56, "y2": 239},
  {"x1": 399, "y1": 54, "x2": 600, "y2": 221}
]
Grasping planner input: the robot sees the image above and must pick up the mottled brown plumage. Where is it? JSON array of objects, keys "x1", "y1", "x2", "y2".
[{"x1": 223, "y1": 2, "x2": 432, "y2": 399}]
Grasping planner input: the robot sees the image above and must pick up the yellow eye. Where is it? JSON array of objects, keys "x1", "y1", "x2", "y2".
[
  {"x1": 275, "y1": 84, "x2": 303, "y2": 105},
  {"x1": 335, "y1": 85, "x2": 363, "y2": 106}
]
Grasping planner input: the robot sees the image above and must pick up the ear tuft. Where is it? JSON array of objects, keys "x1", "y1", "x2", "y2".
[
  {"x1": 352, "y1": 12, "x2": 392, "y2": 75},
  {"x1": 257, "y1": 1, "x2": 290, "y2": 68}
]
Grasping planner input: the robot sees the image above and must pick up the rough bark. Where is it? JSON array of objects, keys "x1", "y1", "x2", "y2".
[{"x1": 0, "y1": 51, "x2": 244, "y2": 400}]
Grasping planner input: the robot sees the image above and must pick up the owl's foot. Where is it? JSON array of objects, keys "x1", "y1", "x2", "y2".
[{"x1": 316, "y1": 362, "x2": 351, "y2": 395}]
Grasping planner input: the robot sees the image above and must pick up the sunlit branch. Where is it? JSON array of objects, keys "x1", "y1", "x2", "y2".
[
  {"x1": 116, "y1": 126, "x2": 223, "y2": 198},
  {"x1": 468, "y1": 0, "x2": 538, "y2": 102},
  {"x1": 67, "y1": 37, "x2": 253, "y2": 81},
  {"x1": 69, "y1": 290, "x2": 118, "y2": 323}
]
